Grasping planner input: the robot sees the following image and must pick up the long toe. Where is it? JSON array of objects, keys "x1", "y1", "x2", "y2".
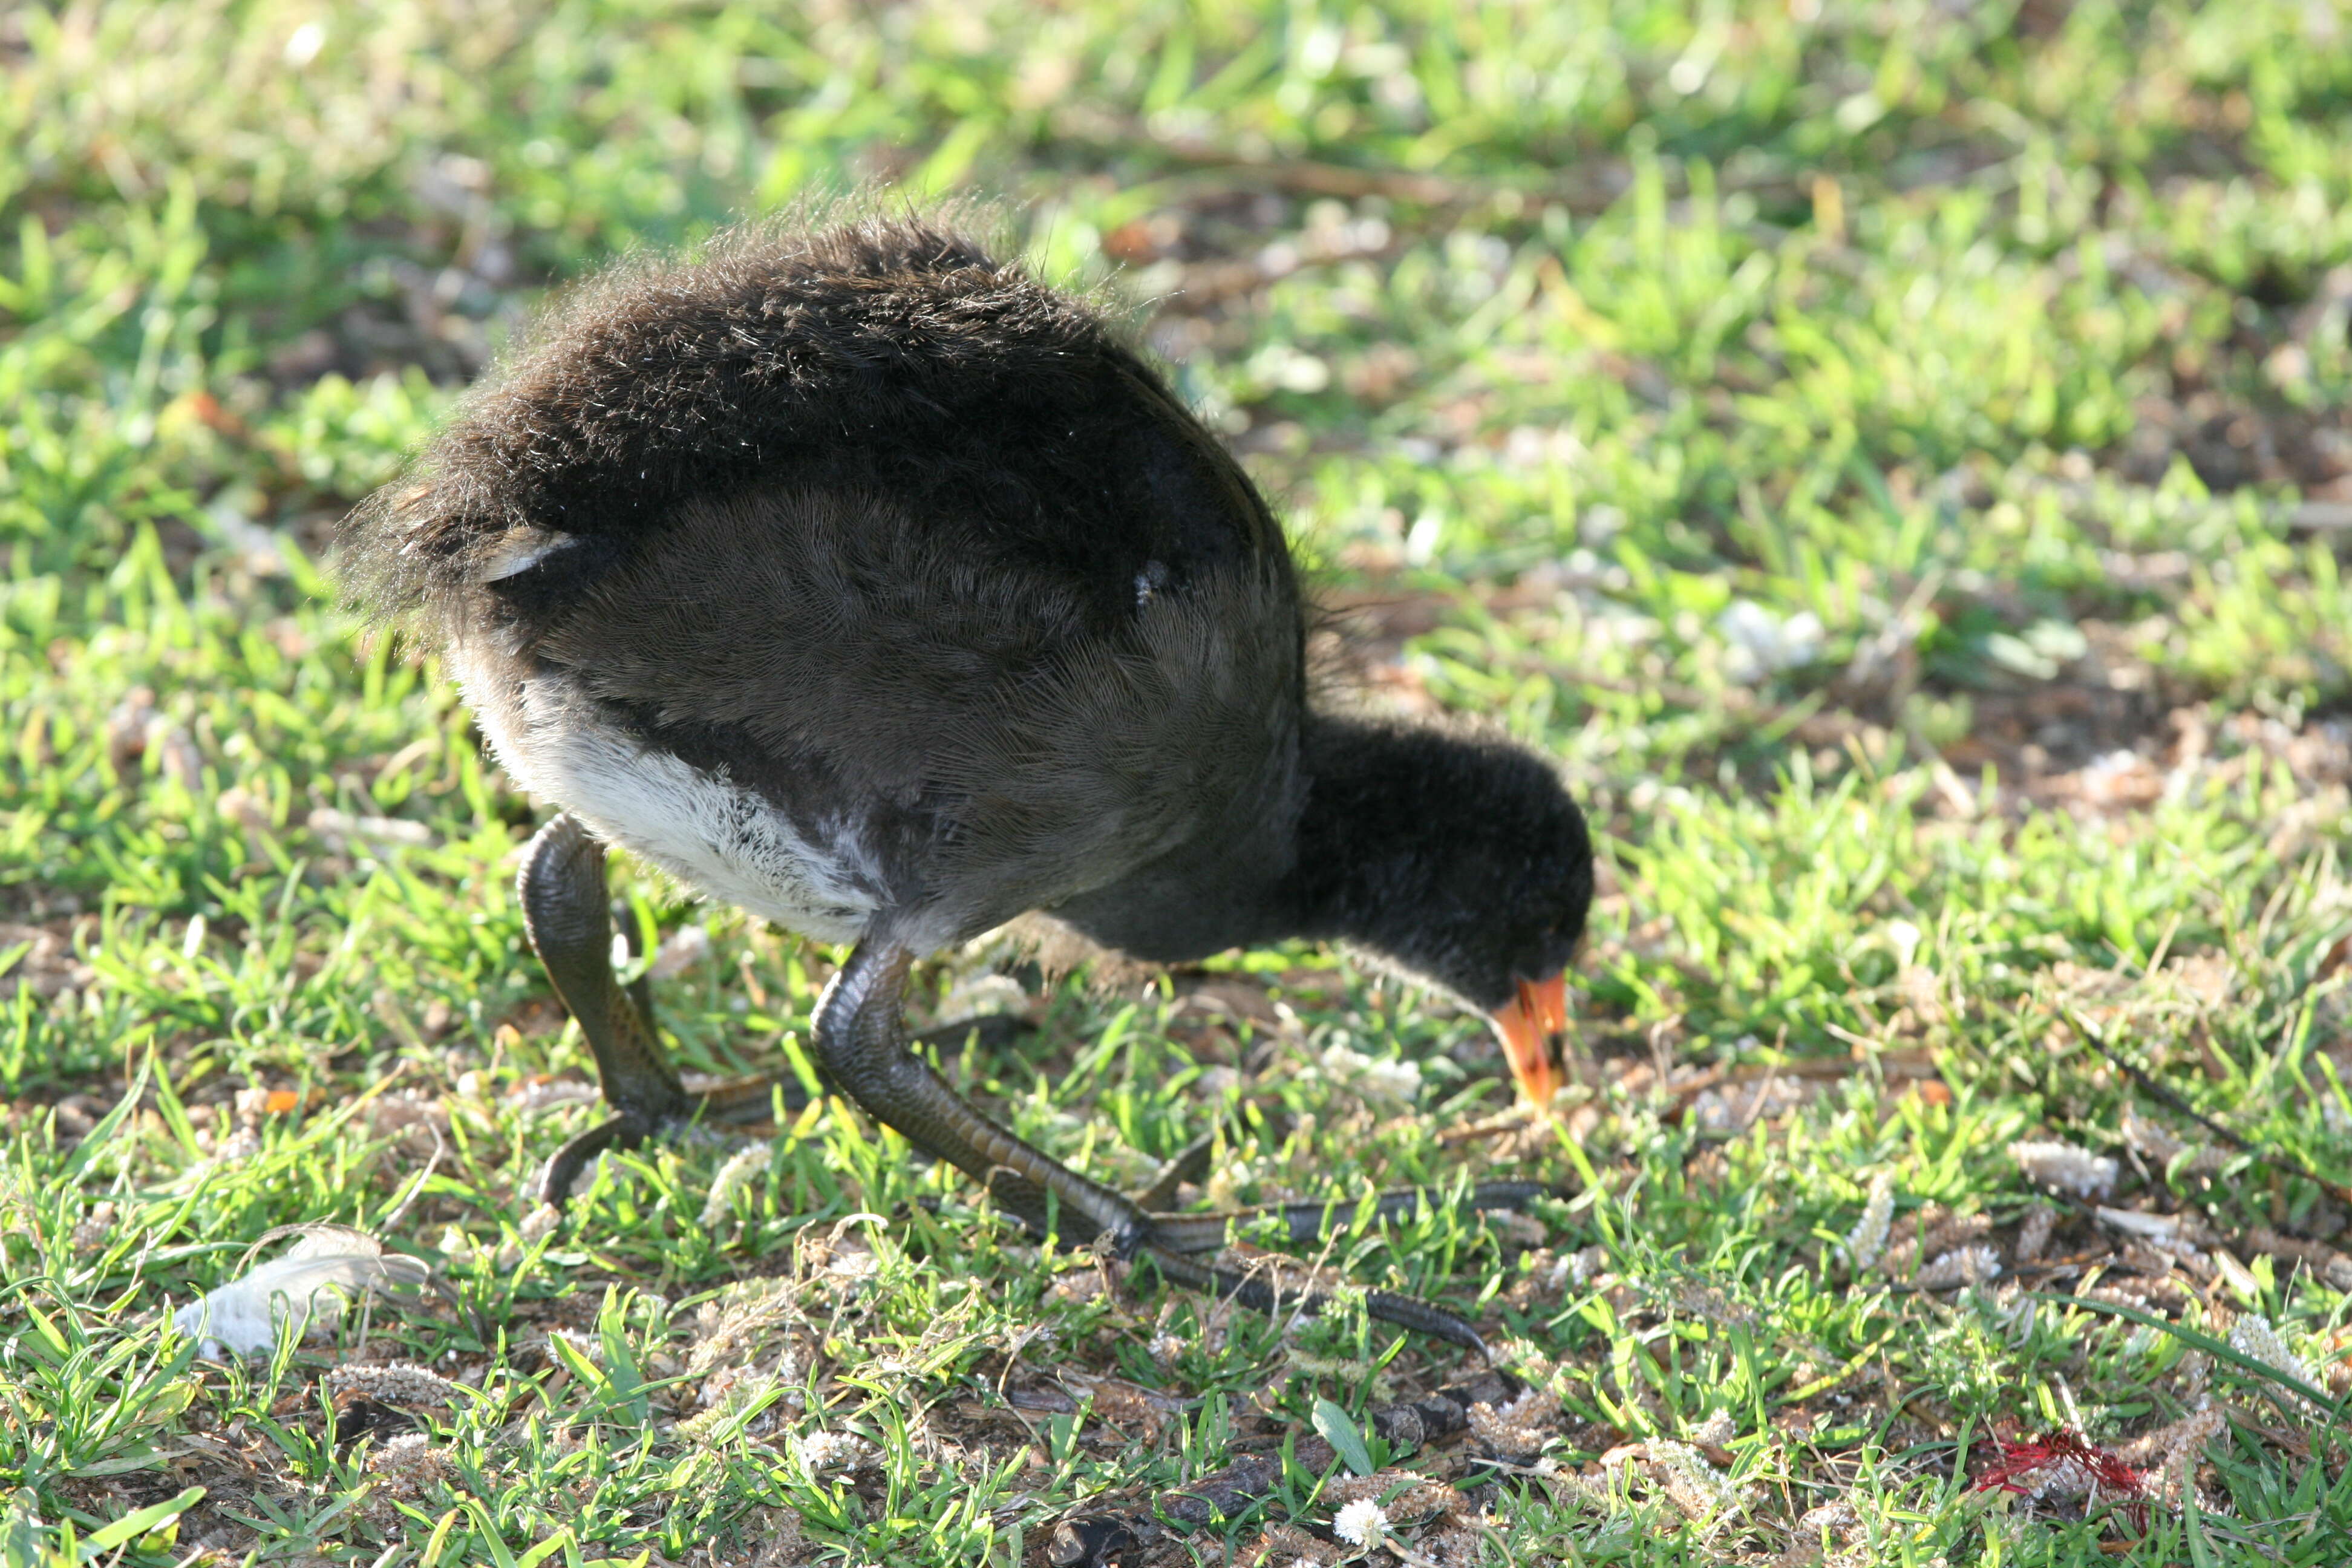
[
  {"x1": 1108, "y1": 1176, "x2": 1565, "y2": 1356},
  {"x1": 1139, "y1": 1177, "x2": 1566, "y2": 1255},
  {"x1": 535, "y1": 1078, "x2": 805, "y2": 1208},
  {"x1": 690, "y1": 1073, "x2": 817, "y2": 1125},
  {"x1": 1135, "y1": 1241, "x2": 1490, "y2": 1358},
  {"x1": 537, "y1": 1110, "x2": 661, "y2": 1208}
]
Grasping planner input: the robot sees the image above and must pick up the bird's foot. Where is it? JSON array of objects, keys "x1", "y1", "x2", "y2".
[
  {"x1": 1084, "y1": 1122, "x2": 1560, "y2": 1351},
  {"x1": 983, "y1": 1126, "x2": 1555, "y2": 1353},
  {"x1": 537, "y1": 1110, "x2": 659, "y2": 1209},
  {"x1": 531, "y1": 1077, "x2": 798, "y2": 1208},
  {"x1": 1116, "y1": 1177, "x2": 1561, "y2": 1357}
]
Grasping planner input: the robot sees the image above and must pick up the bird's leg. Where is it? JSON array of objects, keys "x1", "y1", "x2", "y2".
[
  {"x1": 817, "y1": 937, "x2": 1552, "y2": 1354},
  {"x1": 815, "y1": 939, "x2": 1146, "y2": 1243},
  {"x1": 521, "y1": 814, "x2": 817, "y2": 1203},
  {"x1": 518, "y1": 814, "x2": 696, "y2": 1205},
  {"x1": 518, "y1": 813, "x2": 1034, "y2": 1204}
]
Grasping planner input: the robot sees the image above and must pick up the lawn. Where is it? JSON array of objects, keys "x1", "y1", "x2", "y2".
[{"x1": 6, "y1": 1, "x2": 2352, "y2": 1563}]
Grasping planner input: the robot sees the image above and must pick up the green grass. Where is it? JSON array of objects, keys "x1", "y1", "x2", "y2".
[{"x1": 8, "y1": 1, "x2": 2352, "y2": 1563}]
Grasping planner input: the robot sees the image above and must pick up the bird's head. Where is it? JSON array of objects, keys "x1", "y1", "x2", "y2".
[{"x1": 1296, "y1": 717, "x2": 1593, "y2": 1108}]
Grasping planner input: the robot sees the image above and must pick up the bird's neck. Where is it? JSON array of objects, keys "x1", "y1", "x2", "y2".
[
  {"x1": 1044, "y1": 713, "x2": 1493, "y2": 980},
  {"x1": 1283, "y1": 712, "x2": 1466, "y2": 958}
]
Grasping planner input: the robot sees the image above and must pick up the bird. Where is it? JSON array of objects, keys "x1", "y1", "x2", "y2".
[{"x1": 341, "y1": 211, "x2": 1593, "y2": 1351}]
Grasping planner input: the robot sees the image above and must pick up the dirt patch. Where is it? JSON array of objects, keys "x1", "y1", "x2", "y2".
[{"x1": 0, "y1": 917, "x2": 97, "y2": 998}]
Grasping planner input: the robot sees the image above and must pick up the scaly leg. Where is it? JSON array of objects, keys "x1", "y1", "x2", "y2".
[
  {"x1": 815, "y1": 938, "x2": 1557, "y2": 1356},
  {"x1": 519, "y1": 812, "x2": 1033, "y2": 1204},
  {"x1": 518, "y1": 814, "x2": 694, "y2": 1205}
]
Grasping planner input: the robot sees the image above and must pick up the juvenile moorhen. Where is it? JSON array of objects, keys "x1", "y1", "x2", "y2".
[{"x1": 344, "y1": 215, "x2": 1592, "y2": 1350}]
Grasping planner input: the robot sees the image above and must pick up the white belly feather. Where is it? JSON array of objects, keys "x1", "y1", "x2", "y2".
[{"x1": 456, "y1": 647, "x2": 881, "y2": 942}]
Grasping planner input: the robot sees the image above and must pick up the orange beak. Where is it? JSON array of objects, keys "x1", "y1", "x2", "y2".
[{"x1": 1491, "y1": 973, "x2": 1569, "y2": 1111}]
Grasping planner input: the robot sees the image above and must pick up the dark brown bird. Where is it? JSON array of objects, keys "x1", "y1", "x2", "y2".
[{"x1": 343, "y1": 213, "x2": 1592, "y2": 1351}]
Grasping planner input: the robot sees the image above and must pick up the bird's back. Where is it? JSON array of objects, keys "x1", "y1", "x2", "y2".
[{"x1": 344, "y1": 217, "x2": 1306, "y2": 951}]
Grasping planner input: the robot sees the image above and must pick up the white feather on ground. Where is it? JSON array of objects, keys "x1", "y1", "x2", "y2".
[{"x1": 172, "y1": 1225, "x2": 431, "y2": 1359}]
